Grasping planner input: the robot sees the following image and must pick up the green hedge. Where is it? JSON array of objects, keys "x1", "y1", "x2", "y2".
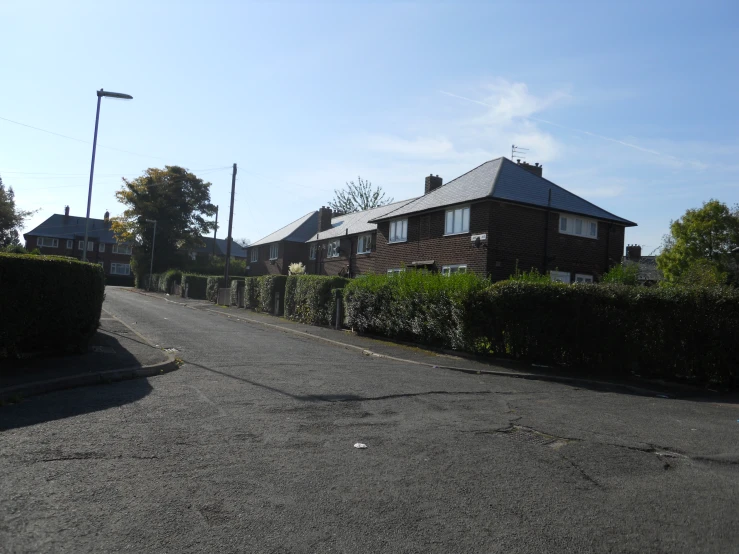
[
  {"x1": 256, "y1": 275, "x2": 287, "y2": 314},
  {"x1": 206, "y1": 276, "x2": 225, "y2": 302},
  {"x1": 285, "y1": 275, "x2": 350, "y2": 326},
  {"x1": 0, "y1": 254, "x2": 105, "y2": 357},
  {"x1": 230, "y1": 279, "x2": 245, "y2": 307},
  {"x1": 181, "y1": 274, "x2": 209, "y2": 299},
  {"x1": 159, "y1": 269, "x2": 182, "y2": 293},
  {"x1": 244, "y1": 277, "x2": 259, "y2": 309},
  {"x1": 344, "y1": 271, "x2": 487, "y2": 350}
]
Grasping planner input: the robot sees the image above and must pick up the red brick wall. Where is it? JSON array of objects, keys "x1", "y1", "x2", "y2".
[
  {"x1": 309, "y1": 233, "x2": 377, "y2": 277},
  {"x1": 25, "y1": 235, "x2": 134, "y2": 281},
  {"x1": 247, "y1": 241, "x2": 311, "y2": 276}
]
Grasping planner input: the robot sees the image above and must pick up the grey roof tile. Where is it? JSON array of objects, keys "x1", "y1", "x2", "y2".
[
  {"x1": 306, "y1": 198, "x2": 418, "y2": 242},
  {"x1": 191, "y1": 237, "x2": 247, "y2": 258},
  {"x1": 371, "y1": 157, "x2": 636, "y2": 226},
  {"x1": 250, "y1": 211, "x2": 319, "y2": 246},
  {"x1": 23, "y1": 214, "x2": 126, "y2": 243}
]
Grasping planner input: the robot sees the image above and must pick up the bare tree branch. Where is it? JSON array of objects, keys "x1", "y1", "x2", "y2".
[{"x1": 328, "y1": 176, "x2": 393, "y2": 214}]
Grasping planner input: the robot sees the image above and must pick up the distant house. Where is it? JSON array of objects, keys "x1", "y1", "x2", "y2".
[
  {"x1": 623, "y1": 245, "x2": 662, "y2": 286},
  {"x1": 187, "y1": 237, "x2": 247, "y2": 262},
  {"x1": 246, "y1": 211, "x2": 319, "y2": 276},
  {"x1": 23, "y1": 206, "x2": 134, "y2": 285}
]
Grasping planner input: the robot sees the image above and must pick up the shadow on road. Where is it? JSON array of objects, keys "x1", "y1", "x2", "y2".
[{"x1": 0, "y1": 376, "x2": 153, "y2": 432}]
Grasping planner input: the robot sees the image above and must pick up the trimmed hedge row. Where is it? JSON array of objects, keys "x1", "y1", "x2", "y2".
[
  {"x1": 0, "y1": 254, "x2": 105, "y2": 357},
  {"x1": 344, "y1": 274, "x2": 739, "y2": 385},
  {"x1": 284, "y1": 275, "x2": 350, "y2": 326},
  {"x1": 230, "y1": 279, "x2": 245, "y2": 307},
  {"x1": 258, "y1": 275, "x2": 287, "y2": 313},
  {"x1": 245, "y1": 277, "x2": 259, "y2": 309},
  {"x1": 181, "y1": 274, "x2": 210, "y2": 299}
]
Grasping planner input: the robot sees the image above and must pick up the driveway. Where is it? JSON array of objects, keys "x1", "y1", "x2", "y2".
[{"x1": 1, "y1": 287, "x2": 738, "y2": 553}]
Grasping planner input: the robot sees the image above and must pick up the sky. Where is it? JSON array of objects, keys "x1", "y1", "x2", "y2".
[{"x1": 1, "y1": 0, "x2": 737, "y2": 255}]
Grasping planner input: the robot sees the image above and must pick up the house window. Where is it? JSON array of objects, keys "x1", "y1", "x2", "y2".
[
  {"x1": 66, "y1": 239, "x2": 73, "y2": 249},
  {"x1": 559, "y1": 214, "x2": 598, "y2": 239},
  {"x1": 251, "y1": 247, "x2": 259, "y2": 262},
  {"x1": 110, "y1": 263, "x2": 131, "y2": 275},
  {"x1": 387, "y1": 268, "x2": 404, "y2": 275},
  {"x1": 444, "y1": 206, "x2": 470, "y2": 235},
  {"x1": 78, "y1": 240, "x2": 93, "y2": 251},
  {"x1": 37, "y1": 237, "x2": 59, "y2": 248},
  {"x1": 550, "y1": 270, "x2": 571, "y2": 284},
  {"x1": 327, "y1": 240, "x2": 340, "y2": 258},
  {"x1": 269, "y1": 244, "x2": 279, "y2": 260},
  {"x1": 189, "y1": 252, "x2": 197, "y2": 261},
  {"x1": 357, "y1": 234, "x2": 373, "y2": 254},
  {"x1": 389, "y1": 219, "x2": 408, "y2": 243},
  {"x1": 575, "y1": 274, "x2": 594, "y2": 283},
  {"x1": 112, "y1": 244, "x2": 133, "y2": 255},
  {"x1": 309, "y1": 244, "x2": 317, "y2": 260},
  {"x1": 98, "y1": 243, "x2": 105, "y2": 253},
  {"x1": 97, "y1": 261, "x2": 105, "y2": 270},
  {"x1": 441, "y1": 264, "x2": 467, "y2": 276}
]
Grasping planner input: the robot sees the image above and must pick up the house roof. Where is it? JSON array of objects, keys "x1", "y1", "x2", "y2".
[
  {"x1": 625, "y1": 256, "x2": 662, "y2": 281},
  {"x1": 369, "y1": 157, "x2": 636, "y2": 226},
  {"x1": 250, "y1": 211, "x2": 319, "y2": 246},
  {"x1": 191, "y1": 237, "x2": 247, "y2": 258},
  {"x1": 305, "y1": 199, "x2": 418, "y2": 243},
  {"x1": 23, "y1": 214, "x2": 125, "y2": 243}
]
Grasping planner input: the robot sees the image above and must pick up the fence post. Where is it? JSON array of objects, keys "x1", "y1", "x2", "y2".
[{"x1": 335, "y1": 289, "x2": 342, "y2": 330}]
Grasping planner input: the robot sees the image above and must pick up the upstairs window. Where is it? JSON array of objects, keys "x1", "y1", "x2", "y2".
[
  {"x1": 78, "y1": 240, "x2": 94, "y2": 251},
  {"x1": 269, "y1": 244, "x2": 279, "y2": 260},
  {"x1": 357, "y1": 234, "x2": 373, "y2": 254},
  {"x1": 559, "y1": 214, "x2": 598, "y2": 239},
  {"x1": 309, "y1": 244, "x2": 317, "y2": 260},
  {"x1": 98, "y1": 243, "x2": 105, "y2": 252},
  {"x1": 445, "y1": 206, "x2": 470, "y2": 235},
  {"x1": 37, "y1": 237, "x2": 58, "y2": 248},
  {"x1": 327, "y1": 240, "x2": 340, "y2": 258},
  {"x1": 389, "y1": 219, "x2": 408, "y2": 243},
  {"x1": 250, "y1": 248, "x2": 258, "y2": 262},
  {"x1": 112, "y1": 244, "x2": 132, "y2": 255}
]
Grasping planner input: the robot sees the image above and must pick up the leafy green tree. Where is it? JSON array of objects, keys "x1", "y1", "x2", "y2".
[
  {"x1": 329, "y1": 176, "x2": 393, "y2": 214},
  {"x1": 112, "y1": 166, "x2": 217, "y2": 276},
  {"x1": 657, "y1": 199, "x2": 739, "y2": 286},
  {"x1": 601, "y1": 263, "x2": 639, "y2": 285},
  {"x1": 0, "y1": 175, "x2": 35, "y2": 247}
]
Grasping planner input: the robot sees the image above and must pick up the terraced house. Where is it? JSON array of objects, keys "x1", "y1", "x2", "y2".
[
  {"x1": 23, "y1": 206, "x2": 135, "y2": 285},
  {"x1": 247, "y1": 157, "x2": 636, "y2": 282}
]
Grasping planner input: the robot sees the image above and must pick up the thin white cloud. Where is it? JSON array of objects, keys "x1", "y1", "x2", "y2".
[{"x1": 364, "y1": 135, "x2": 455, "y2": 157}]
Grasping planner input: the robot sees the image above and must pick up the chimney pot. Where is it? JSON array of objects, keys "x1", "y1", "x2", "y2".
[
  {"x1": 516, "y1": 160, "x2": 543, "y2": 177},
  {"x1": 424, "y1": 174, "x2": 443, "y2": 194}
]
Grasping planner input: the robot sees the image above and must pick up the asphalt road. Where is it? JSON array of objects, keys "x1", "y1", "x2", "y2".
[{"x1": 2, "y1": 287, "x2": 738, "y2": 553}]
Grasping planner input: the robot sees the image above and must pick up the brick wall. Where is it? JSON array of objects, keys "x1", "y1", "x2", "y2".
[
  {"x1": 310, "y1": 232, "x2": 377, "y2": 277},
  {"x1": 247, "y1": 241, "x2": 311, "y2": 276}
]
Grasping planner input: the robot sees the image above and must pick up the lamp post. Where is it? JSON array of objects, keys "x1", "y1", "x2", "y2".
[
  {"x1": 82, "y1": 88, "x2": 133, "y2": 261},
  {"x1": 146, "y1": 219, "x2": 157, "y2": 291}
]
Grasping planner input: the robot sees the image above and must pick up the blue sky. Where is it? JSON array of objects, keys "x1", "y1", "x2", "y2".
[{"x1": 2, "y1": 0, "x2": 737, "y2": 255}]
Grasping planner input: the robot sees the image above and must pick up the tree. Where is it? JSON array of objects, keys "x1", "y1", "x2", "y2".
[
  {"x1": 0, "y1": 175, "x2": 35, "y2": 247},
  {"x1": 234, "y1": 238, "x2": 251, "y2": 248},
  {"x1": 112, "y1": 166, "x2": 217, "y2": 275},
  {"x1": 656, "y1": 199, "x2": 739, "y2": 286},
  {"x1": 328, "y1": 176, "x2": 393, "y2": 214}
]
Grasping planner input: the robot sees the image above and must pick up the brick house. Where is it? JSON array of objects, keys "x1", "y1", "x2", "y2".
[
  {"x1": 368, "y1": 158, "x2": 636, "y2": 282},
  {"x1": 305, "y1": 200, "x2": 416, "y2": 277},
  {"x1": 23, "y1": 206, "x2": 135, "y2": 285},
  {"x1": 186, "y1": 237, "x2": 247, "y2": 262},
  {"x1": 246, "y1": 211, "x2": 319, "y2": 276}
]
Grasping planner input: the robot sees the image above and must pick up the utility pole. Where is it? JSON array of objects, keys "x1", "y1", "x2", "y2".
[
  {"x1": 212, "y1": 205, "x2": 219, "y2": 257},
  {"x1": 224, "y1": 163, "x2": 237, "y2": 282}
]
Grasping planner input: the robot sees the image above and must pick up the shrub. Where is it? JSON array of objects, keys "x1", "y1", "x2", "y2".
[
  {"x1": 244, "y1": 277, "x2": 259, "y2": 308},
  {"x1": 0, "y1": 254, "x2": 105, "y2": 357},
  {"x1": 344, "y1": 271, "x2": 488, "y2": 350},
  {"x1": 230, "y1": 279, "x2": 245, "y2": 306},
  {"x1": 285, "y1": 275, "x2": 350, "y2": 326},
  {"x1": 288, "y1": 262, "x2": 306, "y2": 275},
  {"x1": 206, "y1": 276, "x2": 225, "y2": 302},
  {"x1": 181, "y1": 274, "x2": 209, "y2": 299},
  {"x1": 159, "y1": 269, "x2": 182, "y2": 293},
  {"x1": 140, "y1": 273, "x2": 161, "y2": 290},
  {"x1": 508, "y1": 266, "x2": 551, "y2": 283},
  {"x1": 601, "y1": 263, "x2": 639, "y2": 285},
  {"x1": 257, "y1": 275, "x2": 287, "y2": 314}
]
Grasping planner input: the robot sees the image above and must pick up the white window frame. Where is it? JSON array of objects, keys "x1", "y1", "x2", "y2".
[
  {"x1": 327, "y1": 240, "x2": 340, "y2": 258},
  {"x1": 269, "y1": 244, "x2": 279, "y2": 260},
  {"x1": 444, "y1": 206, "x2": 470, "y2": 235},
  {"x1": 110, "y1": 263, "x2": 131, "y2": 275},
  {"x1": 66, "y1": 239, "x2": 73, "y2": 249},
  {"x1": 387, "y1": 268, "x2": 404, "y2": 275},
  {"x1": 37, "y1": 237, "x2": 59, "y2": 248},
  {"x1": 250, "y1": 247, "x2": 259, "y2": 262},
  {"x1": 98, "y1": 243, "x2": 105, "y2": 252},
  {"x1": 550, "y1": 270, "x2": 571, "y2": 284},
  {"x1": 357, "y1": 234, "x2": 373, "y2": 254},
  {"x1": 559, "y1": 213, "x2": 598, "y2": 239},
  {"x1": 309, "y1": 244, "x2": 317, "y2": 260},
  {"x1": 112, "y1": 244, "x2": 133, "y2": 255},
  {"x1": 441, "y1": 264, "x2": 468, "y2": 276},
  {"x1": 389, "y1": 218, "x2": 408, "y2": 243},
  {"x1": 575, "y1": 273, "x2": 594, "y2": 284},
  {"x1": 78, "y1": 240, "x2": 93, "y2": 251}
]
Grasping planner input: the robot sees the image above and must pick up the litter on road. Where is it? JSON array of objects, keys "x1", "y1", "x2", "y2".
[{"x1": 354, "y1": 443, "x2": 368, "y2": 449}]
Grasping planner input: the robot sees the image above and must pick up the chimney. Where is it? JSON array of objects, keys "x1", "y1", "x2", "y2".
[
  {"x1": 318, "y1": 206, "x2": 333, "y2": 233},
  {"x1": 64, "y1": 205, "x2": 70, "y2": 223},
  {"x1": 516, "y1": 160, "x2": 543, "y2": 178},
  {"x1": 626, "y1": 244, "x2": 642, "y2": 261},
  {"x1": 424, "y1": 174, "x2": 443, "y2": 194},
  {"x1": 104, "y1": 210, "x2": 110, "y2": 228}
]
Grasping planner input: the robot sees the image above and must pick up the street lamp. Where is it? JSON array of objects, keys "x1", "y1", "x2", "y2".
[
  {"x1": 146, "y1": 219, "x2": 157, "y2": 291},
  {"x1": 82, "y1": 88, "x2": 133, "y2": 262}
]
